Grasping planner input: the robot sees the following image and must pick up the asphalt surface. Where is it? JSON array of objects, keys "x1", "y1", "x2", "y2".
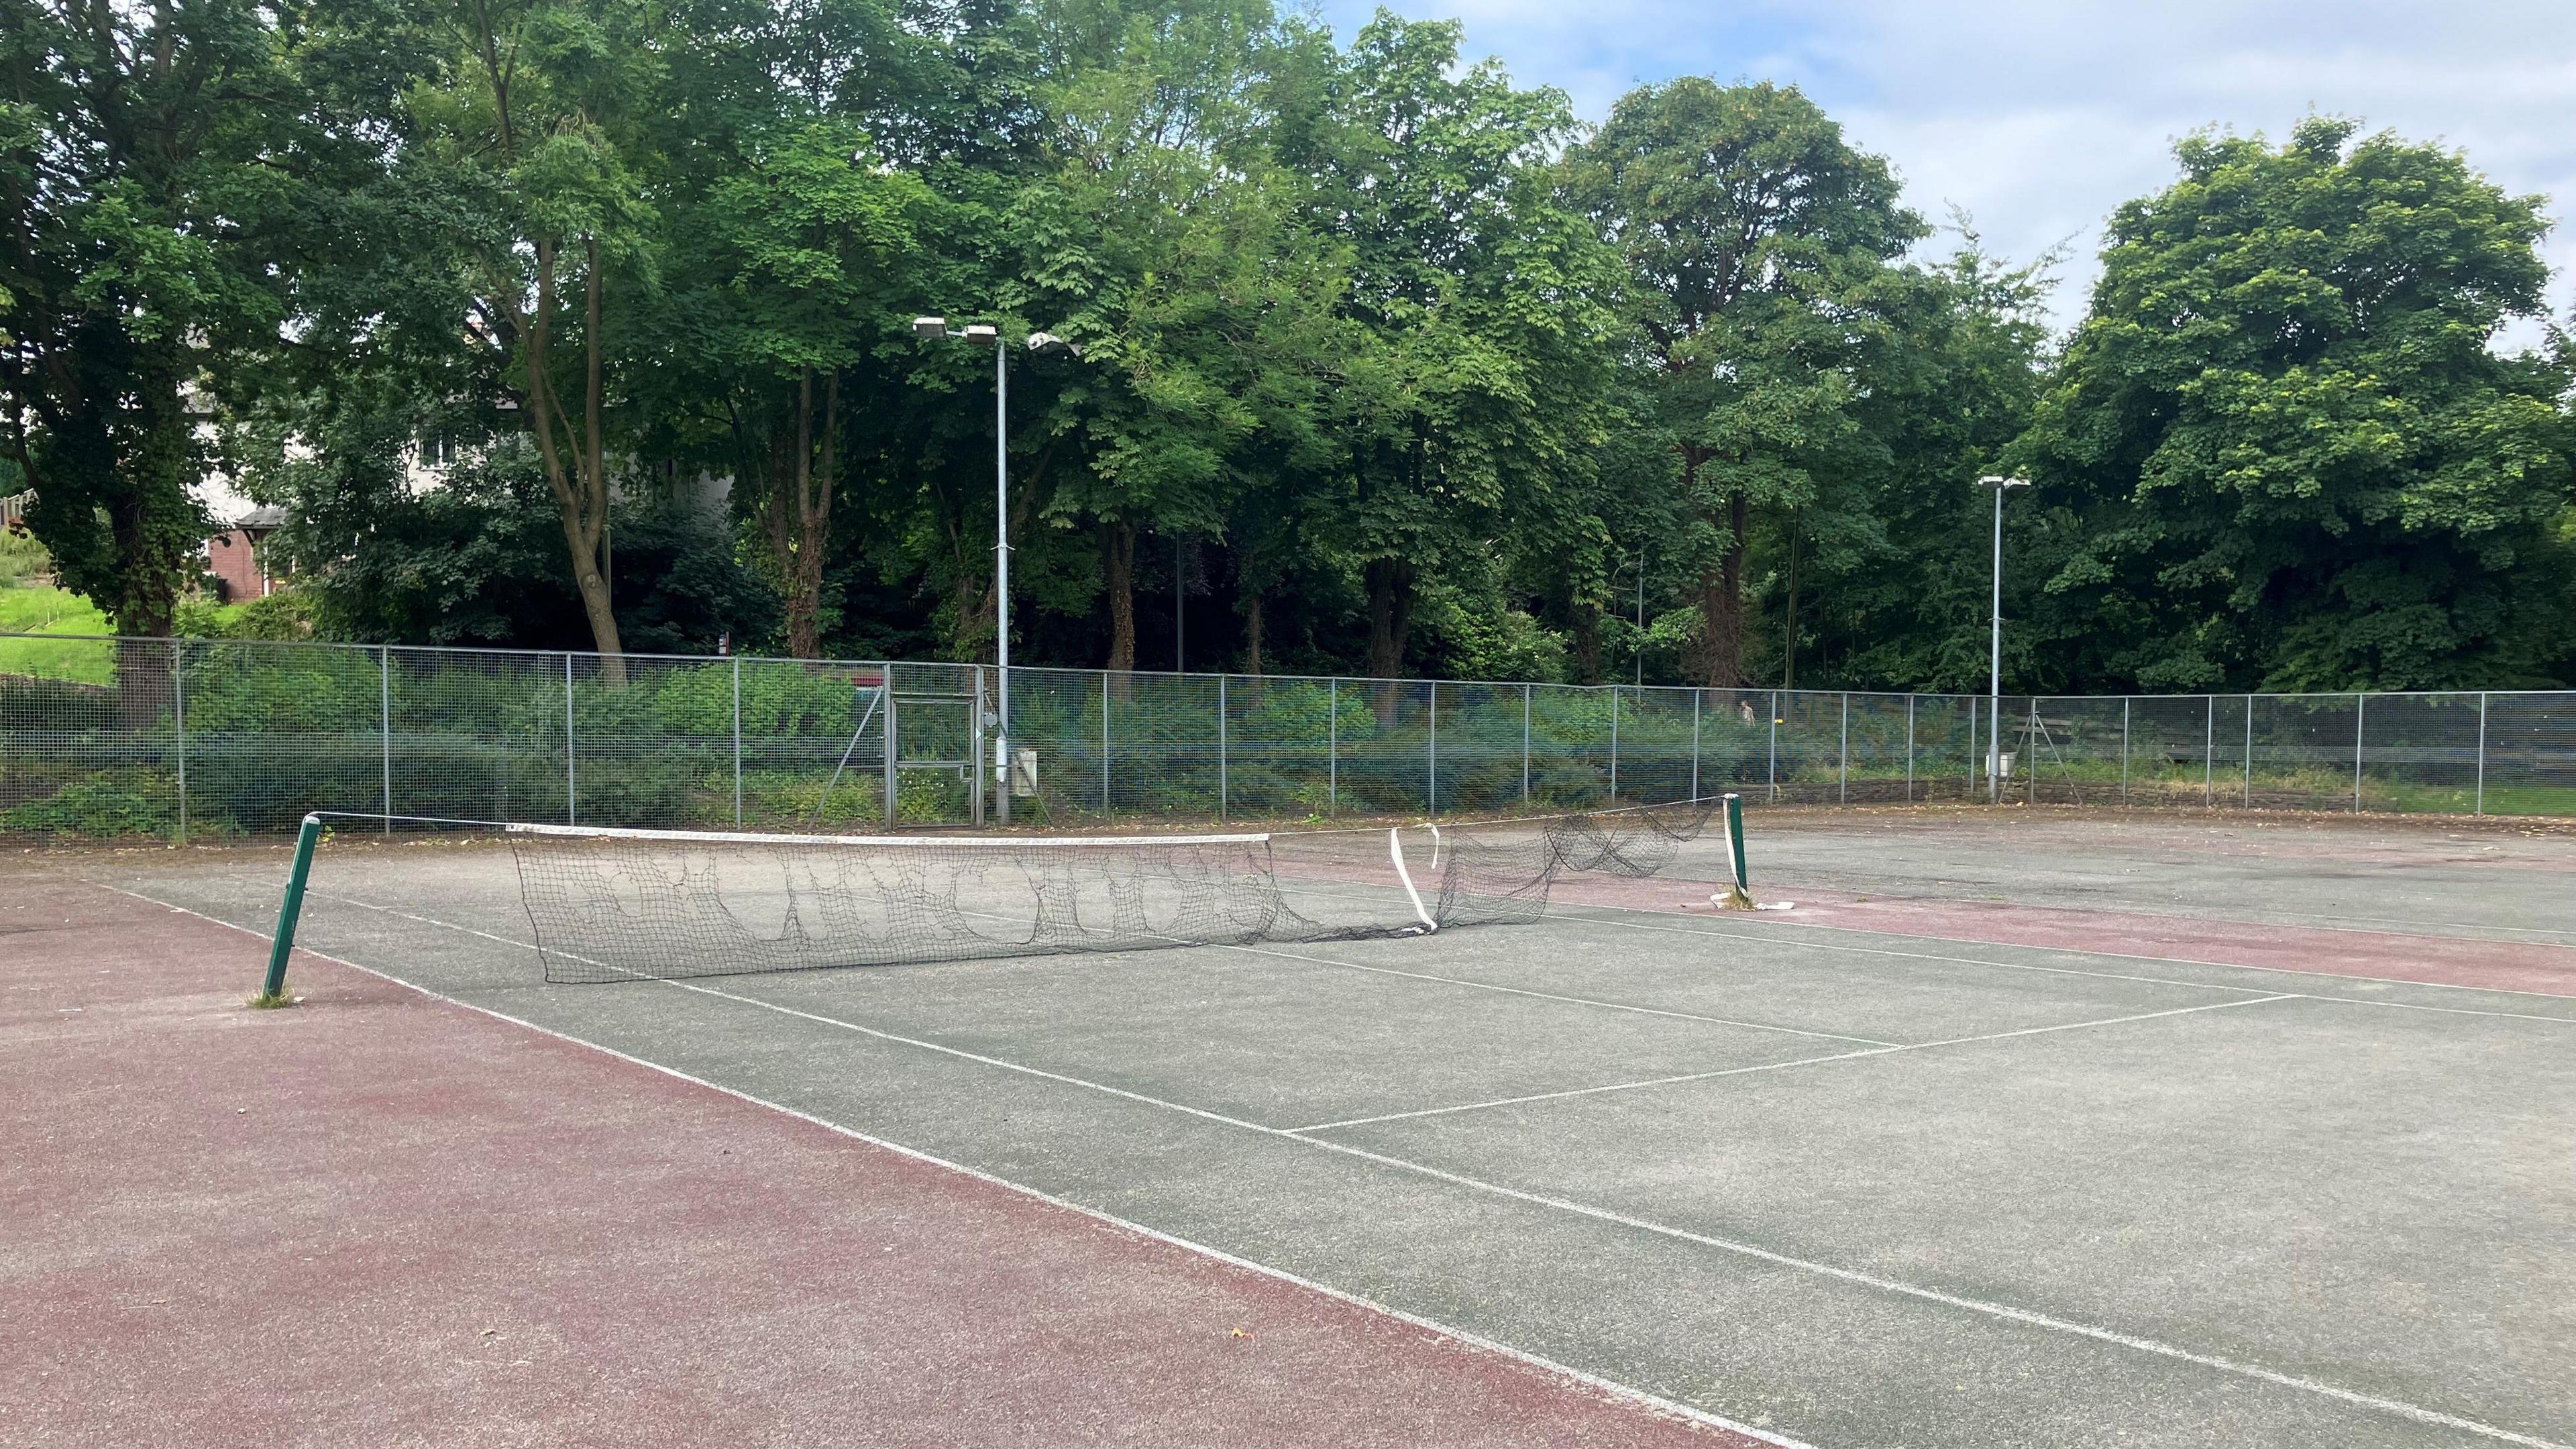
[{"x1": 42, "y1": 815, "x2": 2576, "y2": 1449}]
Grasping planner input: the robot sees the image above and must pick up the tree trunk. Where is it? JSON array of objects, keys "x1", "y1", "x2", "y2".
[
  {"x1": 1364, "y1": 558, "x2": 1414, "y2": 679},
  {"x1": 525, "y1": 235, "x2": 626, "y2": 685},
  {"x1": 762, "y1": 370, "x2": 837, "y2": 659},
  {"x1": 1240, "y1": 589, "x2": 1264, "y2": 675},
  {"x1": 1779, "y1": 521, "x2": 1802, "y2": 691},
  {"x1": 1569, "y1": 599, "x2": 1603, "y2": 686},
  {"x1": 1700, "y1": 482, "x2": 1749, "y2": 689},
  {"x1": 1365, "y1": 557, "x2": 1415, "y2": 724},
  {"x1": 1102, "y1": 522, "x2": 1137, "y2": 673},
  {"x1": 108, "y1": 352, "x2": 193, "y2": 729}
]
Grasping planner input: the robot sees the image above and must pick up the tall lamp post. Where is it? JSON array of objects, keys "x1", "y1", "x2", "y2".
[
  {"x1": 1975, "y1": 474, "x2": 2031, "y2": 802},
  {"x1": 915, "y1": 317, "x2": 1078, "y2": 824}
]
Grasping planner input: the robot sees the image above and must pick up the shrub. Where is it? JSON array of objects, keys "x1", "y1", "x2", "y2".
[{"x1": 3, "y1": 780, "x2": 170, "y2": 839}]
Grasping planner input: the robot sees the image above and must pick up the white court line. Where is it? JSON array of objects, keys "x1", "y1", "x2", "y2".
[
  {"x1": 1205, "y1": 938, "x2": 1898, "y2": 1047},
  {"x1": 1550, "y1": 907, "x2": 2576, "y2": 1027},
  {"x1": 95, "y1": 877, "x2": 2575, "y2": 1449},
  {"x1": 1285, "y1": 996, "x2": 2300, "y2": 1132},
  {"x1": 75, "y1": 880, "x2": 1805, "y2": 1449}
]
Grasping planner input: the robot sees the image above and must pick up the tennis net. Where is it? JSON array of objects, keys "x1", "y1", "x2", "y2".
[{"x1": 498, "y1": 798, "x2": 1723, "y2": 983}]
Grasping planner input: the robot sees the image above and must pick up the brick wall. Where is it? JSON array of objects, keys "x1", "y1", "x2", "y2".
[{"x1": 205, "y1": 527, "x2": 275, "y2": 602}]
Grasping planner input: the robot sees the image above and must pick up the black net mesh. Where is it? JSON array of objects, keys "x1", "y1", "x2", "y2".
[{"x1": 504, "y1": 798, "x2": 1718, "y2": 983}]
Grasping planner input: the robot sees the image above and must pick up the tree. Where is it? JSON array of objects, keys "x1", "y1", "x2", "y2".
[
  {"x1": 1566, "y1": 78, "x2": 1925, "y2": 688},
  {"x1": 682, "y1": 121, "x2": 934, "y2": 657},
  {"x1": 389, "y1": 0, "x2": 668, "y2": 676},
  {"x1": 0, "y1": 0, "x2": 382, "y2": 701},
  {"x1": 1009, "y1": 0, "x2": 1314, "y2": 672},
  {"x1": 2023, "y1": 118, "x2": 2576, "y2": 691},
  {"x1": 1278, "y1": 15, "x2": 1622, "y2": 682}
]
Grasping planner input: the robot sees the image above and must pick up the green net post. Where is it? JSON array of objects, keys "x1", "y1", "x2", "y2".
[
  {"x1": 262, "y1": 814, "x2": 322, "y2": 999},
  {"x1": 1716, "y1": 792, "x2": 1754, "y2": 909}
]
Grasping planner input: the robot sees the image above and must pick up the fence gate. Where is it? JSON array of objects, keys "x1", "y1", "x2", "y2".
[{"x1": 884, "y1": 665, "x2": 986, "y2": 827}]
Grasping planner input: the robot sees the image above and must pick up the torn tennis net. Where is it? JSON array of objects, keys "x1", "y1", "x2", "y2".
[{"x1": 501, "y1": 798, "x2": 1719, "y2": 983}]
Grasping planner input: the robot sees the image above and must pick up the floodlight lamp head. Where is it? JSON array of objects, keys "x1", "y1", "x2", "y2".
[
  {"x1": 1026, "y1": 331, "x2": 1080, "y2": 358},
  {"x1": 1976, "y1": 473, "x2": 2032, "y2": 490},
  {"x1": 912, "y1": 316, "x2": 948, "y2": 340},
  {"x1": 961, "y1": 323, "x2": 1000, "y2": 344}
]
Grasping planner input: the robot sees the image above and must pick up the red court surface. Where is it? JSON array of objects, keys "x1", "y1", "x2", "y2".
[
  {"x1": 1554, "y1": 877, "x2": 2576, "y2": 997},
  {"x1": 0, "y1": 875, "x2": 1759, "y2": 1448}
]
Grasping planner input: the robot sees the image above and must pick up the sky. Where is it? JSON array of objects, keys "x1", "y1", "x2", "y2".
[{"x1": 1311, "y1": 0, "x2": 2576, "y2": 344}]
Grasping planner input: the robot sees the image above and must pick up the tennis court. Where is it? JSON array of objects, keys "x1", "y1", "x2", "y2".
[{"x1": 13, "y1": 806, "x2": 2576, "y2": 1447}]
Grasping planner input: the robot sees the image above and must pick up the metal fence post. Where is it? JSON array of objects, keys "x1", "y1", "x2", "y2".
[
  {"x1": 1328, "y1": 677, "x2": 1339, "y2": 816},
  {"x1": 564, "y1": 652, "x2": 577, "y2": 825},
  {"x1": 1607, "y1": 686, "x2": 1619, "y2": 804},
  {"x1": 1520, "y1": 682, "x2": 1531, "y2": 804},
  {"x1": 2121, "y1": 697, "x2": 2131, "y2": 807},
  {"x1": 2243, "y1": 692, "x2": 2254, "y2": 807},
  {"x1": 1904, "y1": 694, "x2": 1915, "y2": 802},
  {"x1": 2353, "y1": 691, "x2": 2365, "y2": 813},
  {"x1": 1218, "y1": 673, "x2": 1229, "y2": 820},
  {"x1": 883, "y1": 675, "x2": 900, "y2": 828},
  {"x1": 1838, "y1": 692, "x2": 1849, "y2": 804},
  {"x1": 171, "y1": 643, "x2": 186, "y2": 845},
  {"x1": 731, "y1": 655, "x2": 743, "y2": 827},
  {"x1": 1768, "y1": 690, "x2": 1778, "y2": 802},
  {"x1": 1692, "y1": 688, "x2": 1703, "y2": 800},
  {"x1": 380, "y1": 645, "x2": 393, "y2": 833},
  {"x1": 1426, "y1": 682, "x2": 1438, "y2": 814},
  {"x1": 1101, "y1": 675, "x2": 1112, "y2": 815},
  {"x1": 2475, "y1": 692, "x2": 2489, "y2": 816},
  {"x1": 1967, "y1": 694, "x2": 1976, "y2": 801},
  {"x1": 2203, "y1": 694, "x2": 2214, "y2": 808}
]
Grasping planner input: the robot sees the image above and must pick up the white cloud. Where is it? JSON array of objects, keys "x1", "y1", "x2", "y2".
[{"x1": 1326, "y1": 0, "x2": 2576, "y2": 340}]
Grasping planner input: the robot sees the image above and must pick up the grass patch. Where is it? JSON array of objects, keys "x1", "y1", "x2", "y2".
[
  {"x1": 0, "y1": 586, "x2": 115, "y2": 684},
  {"x1": 245, "y1": 989, "x2": 300, "y2": 1010}
]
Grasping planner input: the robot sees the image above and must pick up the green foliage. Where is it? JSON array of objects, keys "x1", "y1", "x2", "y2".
[
  {"x1": 3, "y1": 777, "x2": 168, "y2": 838},
  {"x1": 0, "y1": 0, "x2": 397, "y2": 647},
  {"x1": 0, "y1": 531, "x2": 52, "y2": 588},
  {"x1": 7, "y1": 0, "x2": 2573, "y2": 700},
  {"x1": 1566, "y1": 78, "x2": 1931, "y2": 688},
  {"x1": 2023, "y1": 118, "x2": 2576, "y2": 691}
]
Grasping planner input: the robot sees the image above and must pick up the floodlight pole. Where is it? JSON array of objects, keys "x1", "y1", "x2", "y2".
[
  {"x1": 1977, "y1": 474, "x2": 2029, "y2": 804},
  {"x1": 993, "y1": 334, "x2": 1009, "y2": 824},
  {"x1": 916, "y1": 317, "x2": 1081, "y2": 826}
]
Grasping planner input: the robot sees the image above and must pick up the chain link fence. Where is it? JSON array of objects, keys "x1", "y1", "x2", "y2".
[{"x1": 7, "y1": 633, "x2": 2576, "y2": 840}]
